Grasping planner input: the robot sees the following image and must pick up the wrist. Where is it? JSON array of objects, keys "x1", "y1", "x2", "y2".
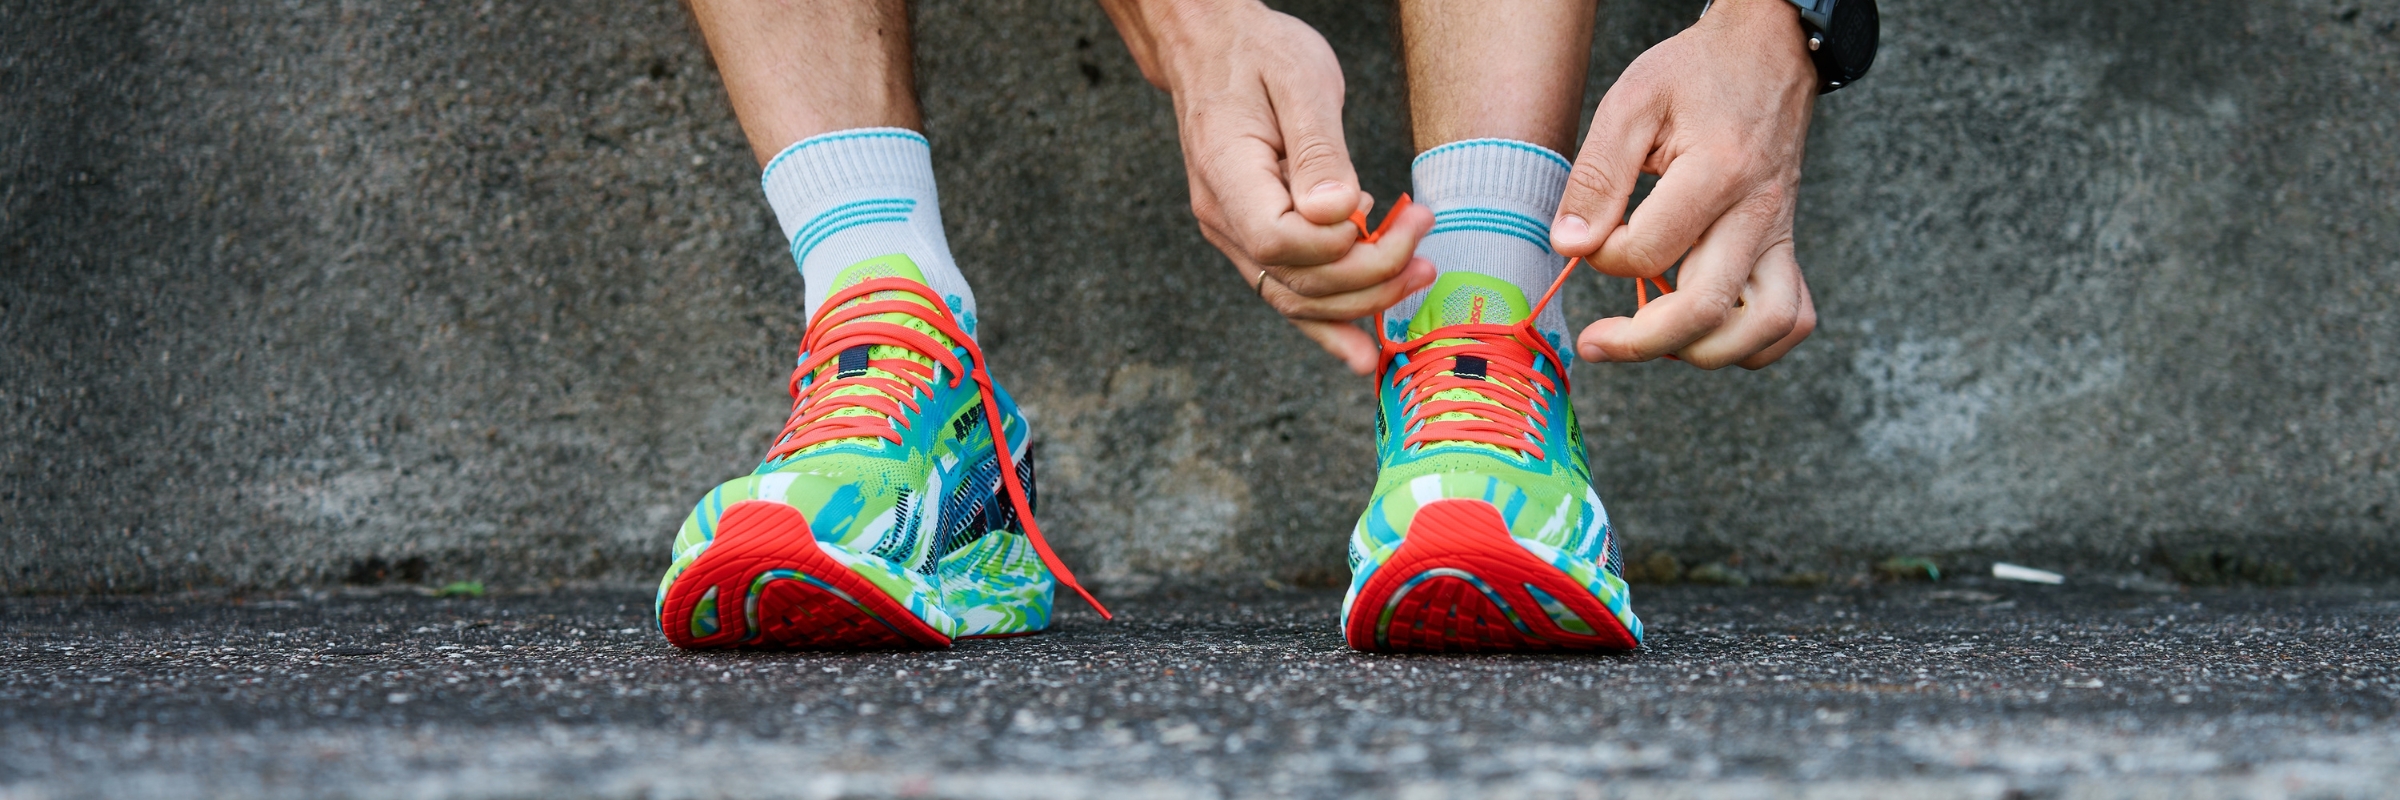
[
  {"x1": 1099, "y1": 0, "x2": 1272, "y2": 92},
  {"x1": 1695, "y1": 0, "x2": 1816, "y2": 90},
  {"x1": 1701, "y1": 0, "x2": 1803, "y2": 38}
]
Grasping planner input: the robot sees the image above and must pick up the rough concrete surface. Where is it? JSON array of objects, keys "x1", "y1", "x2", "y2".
[
  {"x1": 5, "y1": 583, "x2": 2400, "y2": 798},
  {"x1": 5, "y1": 0, "x2": 2400, "y2": 592}
]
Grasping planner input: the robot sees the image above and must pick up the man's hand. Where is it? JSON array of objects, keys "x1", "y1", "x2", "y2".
[
  {"x1": 1551, "y1": 0, "x2": 1819, "y2": 370},
  {"x1": 1101, "y1": 0, "x2": 1436, "y2": 375}
]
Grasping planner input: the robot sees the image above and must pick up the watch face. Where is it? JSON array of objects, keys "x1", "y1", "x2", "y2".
[{"x1": 1822, "y1": 0, "x2": 1879, "y2": 87}]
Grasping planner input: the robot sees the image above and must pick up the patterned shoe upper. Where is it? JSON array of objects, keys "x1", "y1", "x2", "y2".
[
  {"x1": 1347, "y1": 271, "x2": 1638, "y2": 639},
  {"x1": 657, "y1": 255, "x2": 1105, "y2": 638}
]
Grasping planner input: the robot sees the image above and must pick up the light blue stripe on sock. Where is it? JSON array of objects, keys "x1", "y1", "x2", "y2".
[
  {"x1": 792, "y1": 215, "x2": 913, "y2": 265},
  {"x1": 1430, "y1": 207, "x2": 1553, "y2": 251},
  {"x1": 1434, "y1": 207, "x2": 1550, "y2": 237},
  {"x1": 790, "y1": 198, "x2": 918, "y2": 265},
  {"x1": 792, "y1": 197, "x2": 916, "y2": 240}
]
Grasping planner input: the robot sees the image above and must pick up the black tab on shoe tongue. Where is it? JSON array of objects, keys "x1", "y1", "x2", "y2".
[
  {"x1": 837, "y1": 345, "x2": 872, "y2": 379},
  {"x1": 1452, "y1": 355, "x2": 1487, "y2": 381}
]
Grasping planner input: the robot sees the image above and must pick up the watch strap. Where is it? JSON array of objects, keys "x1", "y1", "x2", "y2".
[{"x1": 1787, "y1": 0, "x2": 1836, "y2": 33}]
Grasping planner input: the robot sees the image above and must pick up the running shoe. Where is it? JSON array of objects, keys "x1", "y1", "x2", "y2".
[
  {"x1": 1341, "y1": 269, "x2": 1641, "y2": 653},
  {"x1": 655, "y1": 254, "x2": 1107, "y2": 649}
]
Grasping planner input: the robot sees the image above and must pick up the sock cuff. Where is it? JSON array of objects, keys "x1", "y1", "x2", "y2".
[
  {"x1": 760, "y1": 127, "x2": 935, "y2": 242},
  {"x1": 1410, "y1": 138, "x2": 1573, "y2": 215}
]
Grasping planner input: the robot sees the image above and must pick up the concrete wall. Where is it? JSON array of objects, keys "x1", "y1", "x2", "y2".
[{"x1": 6, "y1": 0, "x2": 2397, "y2": 593}]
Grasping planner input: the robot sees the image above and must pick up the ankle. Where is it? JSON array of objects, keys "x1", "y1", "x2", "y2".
[
  {"x1": 761, "y1": 128, "x2": 979, "y2": 337},
  {"x1": 1385, "y1": 138, "x2": 1573, "y2": 346}
]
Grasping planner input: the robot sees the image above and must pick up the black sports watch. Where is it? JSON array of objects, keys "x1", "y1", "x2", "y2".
[{"x1": 1704, "y1": 0, "x2": 1880, "y2": 94}]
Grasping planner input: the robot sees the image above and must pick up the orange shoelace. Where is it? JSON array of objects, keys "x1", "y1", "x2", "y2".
[
  {"x1": 768, "y1": 278, "x2": 1111, "y2": 620},
  {"x1": 1355, "y1": 195, "x2": 1673, "y2": 457},
  {"x1": 1381, "y1": 322, "x2": 1561, "y2": 459}
]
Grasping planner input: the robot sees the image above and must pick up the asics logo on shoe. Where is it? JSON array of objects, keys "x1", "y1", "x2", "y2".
[{"x1": 950, "y1": 404, "x2": 986, "y2": 441}]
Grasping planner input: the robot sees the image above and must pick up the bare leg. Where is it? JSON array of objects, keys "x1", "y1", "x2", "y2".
[
  {"x1": 1387, "y1": 0, "x2": 1600, "y2": 339},
  {"x1": 687, "y1": 0, "x2": 919, "y2": 165},
  {"x1": 1398, "y1": 0, "x2": 1597, "y2": 155}
]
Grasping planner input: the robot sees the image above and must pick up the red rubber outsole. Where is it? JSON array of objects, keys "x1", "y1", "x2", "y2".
[
  {"x1": 659, "y1": 500, "x2": 952, "y2": 650},
  {"x1": 1345, "y1": 499, "x2": 1637, "y2": 653}
]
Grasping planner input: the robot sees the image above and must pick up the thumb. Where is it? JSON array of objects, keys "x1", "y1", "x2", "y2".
[
  {"x1": 1262, "y1": 48, "x2": 1361, "y2": 227},
  {"x1": 1552, "y1": 89, "x2": 1659, "y2": 261}
]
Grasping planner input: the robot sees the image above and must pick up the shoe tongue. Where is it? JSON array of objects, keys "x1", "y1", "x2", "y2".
[
  {"x1": 1401, "y1": 273, "x2": 1536, "y2": 456},
  {"x1": 829, "y1": 253, "x2": 940, "y2": 316},
  {"x1": 819, "y1": 254, "x2": 951, "y2": 355},
  {"x1": 795, "y1": 255, "x2": 953, "y2": 454},
  {"x1": 1406, "y1": 272, "x2": 1532, "y2": 340}
]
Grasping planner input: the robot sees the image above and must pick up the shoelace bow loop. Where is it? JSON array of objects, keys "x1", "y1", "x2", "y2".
[{"x1": 767, "y1": 277, "x2": 1111, "y2": 620}]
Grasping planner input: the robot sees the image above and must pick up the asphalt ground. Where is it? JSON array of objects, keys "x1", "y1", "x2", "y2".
[{"x1": 5, "y1": 582, "x2": 2399, "y2": 799}]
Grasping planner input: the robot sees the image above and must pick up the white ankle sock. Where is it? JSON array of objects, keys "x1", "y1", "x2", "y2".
[
  {"x1": 760, "y1": 128, "x2": 978, "y2": 336},
  {"x1": 1382, "y1": 138, "x2": 1572, "y2": 346}
]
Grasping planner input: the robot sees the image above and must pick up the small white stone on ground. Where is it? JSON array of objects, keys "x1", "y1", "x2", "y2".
[{"x1": 1993, "y1": 563, "x2": 2065, "y2": 584}]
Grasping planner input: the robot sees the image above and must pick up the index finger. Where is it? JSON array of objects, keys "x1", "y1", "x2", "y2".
[
  {"x1": 1589, "y1": 151, "x2": 1746, "y2": 280},
  {"x1": 1262, "y1": 199, "x2": 1434, "y2": 298},
  {"x1": 1552, "y1": 85, "x2": 1661, "y2": 260},
  {"x1": 1574, "y1": 195, "x2": 1768, "y2": 361}
]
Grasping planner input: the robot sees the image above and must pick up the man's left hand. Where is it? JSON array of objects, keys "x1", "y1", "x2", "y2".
[{"x1": 1550, "y1": 0, "x2": 1820, "y2": 370}]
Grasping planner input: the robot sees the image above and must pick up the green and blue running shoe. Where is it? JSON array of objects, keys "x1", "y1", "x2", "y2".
[
  {"x1": 1342, "y1": 270, "x2": 1641, "y2": 653},
  {"x1": 657, "y1": 255, "x2": 1108, "y2": 649}
]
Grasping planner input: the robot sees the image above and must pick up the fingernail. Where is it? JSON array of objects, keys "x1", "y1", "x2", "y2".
[
  {"x1": 1579, "y1": 343, "x2": 1604, "y2": 362},
  {"x1": 1310, "y1": 181, "x2": 1347, "y2": 201},
  {"x1": 1553, "y1": 214, "x2": 1590, "y2": 245}
]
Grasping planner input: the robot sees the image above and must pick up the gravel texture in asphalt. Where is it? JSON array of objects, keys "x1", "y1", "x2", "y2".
[{"x1": 6, "y1": 582, "x2": 2400, "y2": 799}]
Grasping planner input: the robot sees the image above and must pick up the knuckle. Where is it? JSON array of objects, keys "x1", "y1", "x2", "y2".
[
  {"x1": 1262, "y1": 289, "x2": 1297, "y2": 316},
  {"x1": 1763, "y1": 308, "x2": 1800, "y2": 344},
  {"x1": 1250, "y1": 237, "x2": 1300, "y2": 266},
  {"x1": 1687, "y1": 294, "x2": 1736, "y2": 330},
  {"x1": 1593, "y1": 78, "x2": 1654, "y2": 119},
  {"x1": 1750, "y1": 183, "x2": 1796, "y2": 215},
  {"x1": 1296, "y1": 46, "x2": 1342, "y2": 86},
  {"x1": 1286, "y1": 137, "x2": 1345, "y2": 179},
  {"x1": 1273, "y1": 269, "x2": 1323, "y2": 297},
  {"x1": 1564, "y1": 163, "x2": 1621, "y2": 203},
  {"x1": 1616, "y1": 238, "x2": 1674, "y2": 276},
  {"x1": 1281, "y1": 297, "x2": 1335, "y2": 321}
]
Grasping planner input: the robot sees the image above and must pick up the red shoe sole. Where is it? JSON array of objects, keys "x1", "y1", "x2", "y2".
[
  {"x1": 659, "y1": 500, "x2": 952, "y2": 650},
  {"x1": 1345, "y1": 499, "x2": 1637, "y2": 653}
]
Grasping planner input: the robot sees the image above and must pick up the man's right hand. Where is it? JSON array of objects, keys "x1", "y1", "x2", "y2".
[{"x1": 1100, "y1": 0, "x2": 1435, "y2": 375}]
